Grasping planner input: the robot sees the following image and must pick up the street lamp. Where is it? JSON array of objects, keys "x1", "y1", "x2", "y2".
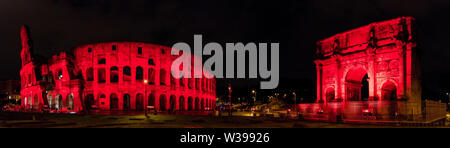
[
  {"x1": 144, "y1": 79, "x2": 148, "y2": 118},
  {"x1": 251, "y1": 89, "x2": 257, "y2": 105},
  {"x1": 228, "y1": 84, "x2": 232, "y2": 116}
]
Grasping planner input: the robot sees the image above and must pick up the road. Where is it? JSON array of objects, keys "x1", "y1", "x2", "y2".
[{"x1": 0, "y1": 112, "x2": 448, "y2": 128}]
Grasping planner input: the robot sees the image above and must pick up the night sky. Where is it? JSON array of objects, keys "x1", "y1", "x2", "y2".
[{"x1": 1, "y1": 0, "x2": 450, "y2": 96}]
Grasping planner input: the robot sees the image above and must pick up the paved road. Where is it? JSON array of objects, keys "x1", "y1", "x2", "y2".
[{"x1": 0, "y1": 112, "x2": 448, "y2": 128}]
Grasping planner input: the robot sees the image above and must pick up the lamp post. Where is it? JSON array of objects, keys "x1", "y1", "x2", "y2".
[
  {"x1": 144, "y1": 79, "x2": 148, "y2": 118},
  {"x1": 228, "y1": 84, "x2": 232, "y2": 116},
  {"x1": 252, "y1": 89, "x2": 257, "y2": 106}
]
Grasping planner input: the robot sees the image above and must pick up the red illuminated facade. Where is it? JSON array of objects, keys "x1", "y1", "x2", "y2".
[
  {"x1": 20, "y1": 26, "x2": 216, "y2": 112},
  {"x1": 315, "y1": 17, "x2": 421, "y2": 104},
  {"x1": 300, "y1": 17, "x2": 431, "y2": 122}
]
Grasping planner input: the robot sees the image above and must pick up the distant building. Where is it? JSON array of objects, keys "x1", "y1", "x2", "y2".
[{"x1": 0, "y1": 80, "x2": 21, "y2": 102}]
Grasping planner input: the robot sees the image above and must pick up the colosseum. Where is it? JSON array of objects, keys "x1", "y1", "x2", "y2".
[{"x1": 19, "y1": 26, "x2": 216, "y2": 113}]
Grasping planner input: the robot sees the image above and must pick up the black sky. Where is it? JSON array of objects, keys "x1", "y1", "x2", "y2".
[{"x1": 1, "y1": 0, "x2": 450, "y2": 94}]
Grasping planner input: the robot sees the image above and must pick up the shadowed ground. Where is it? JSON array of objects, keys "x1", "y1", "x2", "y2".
[{"x1": 0, "y1": 112, "x2": 448, "y2": 128}]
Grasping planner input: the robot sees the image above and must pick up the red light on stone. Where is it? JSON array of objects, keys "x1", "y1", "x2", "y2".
[
  {"x1": 19, "y1": 26, "x2": 216, "y2": 112},
  {"x1": 362, "y1": 109, "x2": 370, "y2": 113},
  {"x1": 315, "y1": 17, "x2": 421, "y2": 104}
]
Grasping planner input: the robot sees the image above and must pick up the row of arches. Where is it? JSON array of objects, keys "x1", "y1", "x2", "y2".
[
  {"x1": 85, "y1": 93, "x2": 215, "y2": 111},
  {"x1": 23, "y1": 93, "x2": 75, "y2": 111},
  {"x1": 324, "y1": 67, "x2": 398, "y2": 102},
  {"x1": 84, "y1": 66, "x2": 215, "y2": 92},
  {"x1": 46, "y1": 94, "x2": 74, "y2": 110}
]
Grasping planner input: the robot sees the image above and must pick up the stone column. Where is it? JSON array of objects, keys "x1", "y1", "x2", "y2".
[
  {"x1": 335, "y1": 57, "x2": 342, "y2": 100},
  {"x1": 368, "y1": 55, "x2": 377, "y2": 100},
  {"x1": 398, "y1": 44, "x2": 406, "y2": 99},
  {"x1": 316, "y1": 63, "x2": 323, "y2": 102}
]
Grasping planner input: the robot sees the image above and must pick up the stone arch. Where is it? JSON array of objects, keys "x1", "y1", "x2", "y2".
[
  {"x1": 201, "y1": 98, "x2": 205, "y2": 110},
  {"x1": 159, "y1": 94, "x2": 167, "y2": 111},
  {"x1": 110, "y1": 93, "x2": 118, "y2": 110},
  {"x1": 110, "y1": 66, "x2": 119, "y2": 83},
  {"x1": 148, "y1": 93, "x2": 156, "y2": 106},
  {"x1": 85, "y1": 94, "x2": 94, "y2": 110},
  {"x1": 160, "y1": 69, "x2": 167, "y2": 85},
  {"x1": 170, "y1": 74, "x2": 177, "y2": 89},
  {"x1": 195, "y1": 97, "x2": 200, "y2": 111},
  {"x1": 345, "y1": 67, "x2": 369, "y2": 101},
  {"x1": 123, "y1": 94, "x2": 131, "y2": 110},
  {"x1": 196, "y1": 78, "x2": 201, "y2": 90},
  {"x1": 180, "y1": 77, "x2": 185, "y2": 87},
  {"x1": 47, "y1": 95, "x2": 53, "y2": 109},
  {"x1": 325, "y1": 87, "x2": 335, "y2": 102},
  {"x1": 188, "y1": 78, "x2": 194, "y2": 89},
  {"x1": 170, "y1": 95, "x2": 177, "y2": 111},
  {"x1": 67, "y1": 93, "x2": 74, "y2": 110},
  {"x1": 136, "y1": 93, "x2": 144, "y2": 110},
  {"x1": 98, "y1": 58, "x2": 106, "y2": 64},
  {"x1": 188, "y1": 97, "x2": 194, "y2": 111},
  {"x1": 382, "y1": 81, "x2": 398, "y2": 101},
  {"x1": 179, "y1": 96, "x2": 186, "y2": 111},
  {"x1": 123, "y1": 66, "x2": 131, "y2": 81},
  {"x1": 136, "y1": 66, "x2": 144, "y2": 81},
  {"x1": 148, "y1": 58, "x2": 155, "y2": 66},
  {"x1": 56, "y1": 94, "x2": 63, "y2": 110}
]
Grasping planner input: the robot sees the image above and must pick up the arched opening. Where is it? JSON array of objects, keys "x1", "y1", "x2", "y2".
[
  {"x1": 188, "y1": 97, "x2": 193, "y2": 111},
  {"x1": 180, "y1": 76, "x2": 185, "y2": 87},
  {"x1": 47, "y1": 95, "x2": 53, "y2": 109},
  {"x1": 148, "y1": 94, "x2": 155, "y2": 106},
  {"x1": 382, "y1": 81, "x2": 397, "y2": 101},
  {"x1": 170, "y1": 74, "x2": 177, "y2": 90},
  {"x1": 160, "y1": 69, "x2": 167, "y2": 85},
  {"x1": 195, "y1": 97, "x2": 200, "y2": 111},
  {"x1": 202, "y1": 79, "x2": 205, "y2": 91},
  {"x1": 56, "y1": 95, "x2": 62, "y2": 110},
  {"x1": 136, "y1": 66, "x2": 143, "y2": 81},
  {"x1": 345, "y1": 68, "x2": 369, "y2": 101},
  {"x1": 123, "y1": 66, "x2": 131, "y2": 81},
  {"x1": 98, "y1": 58, "x2": 106, "y2": 64},
  {"x1": 110, "y1": 67, "x2": 119, "y2": 83},
  {"x1": 361, "y1": 75, "x2": 369, "y2": 101},
  {"x1": 110, "y1": 94, "x2": 118, "y2": 110},
  {"x1": 136, "y1": 93, "x2": 144, "y2": 111},
  {"x1": 85, "y1": 94, "x2": 94, "y2": 110},
  {"x1": 201, "y1": 98, "x2": 205, "y2": 110},
  {"x1": 325, "y1": 87, "x2": 335, "y2": 102},
  {"x1": 123, "y1": 94, "x2": 131, "y2": 110},
  {"x1": 196, "y1": 78, "x2": 201, "y2": 90},
  {"x1": 148, "y1": 58, "x2": 155, "y2": 66},
  {"x1": 170, "y1": 95, "x2": 177, "y2": 111},
  {"x1": 159, "y1": 94, "x2": 167, "y2": 111},
  {"x1": 67, "y1": 93, "x2": 74, "y2": 110},
  {"x1": 179, "y1": 96, "x2": 185, "y2": 111},
  {"x1": 148, "y1": 68, "x2": 155, "y2": 84},
  {"x1": 99, "y1": 94, "x2": 106, "y2": 108},
  {"x1": 188, "y1": 78, "x2": 194, "y2": 89},
  {"x1": 33, "y1": 95, "x2": 39, "y2": 109}
]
